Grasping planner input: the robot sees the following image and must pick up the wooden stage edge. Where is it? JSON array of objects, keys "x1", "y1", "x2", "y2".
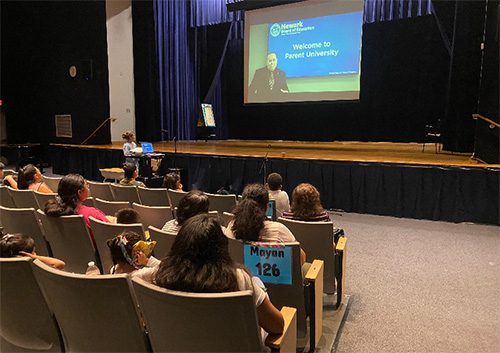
[{"x1": 51, "y1": 140, "x2": 500, "y2": 169}]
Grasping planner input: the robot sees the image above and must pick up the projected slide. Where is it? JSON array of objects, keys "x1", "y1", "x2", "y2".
[{"x1": 244, "y1": 0, "x2": 364, "y2": 104}]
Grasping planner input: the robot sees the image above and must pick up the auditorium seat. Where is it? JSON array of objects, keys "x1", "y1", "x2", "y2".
[
  {"x1": 36, "y1": 210, "x2": 97, "y2": 273},
  {"x1": 0, "y1": 257, "x2": 63, "y2": 352},
  {"x1": 110, "y1": 184, "x2": 141, "y2": 204},
  {"x1": 132, "y1": 277, "x2": 297, "y2": 353},
  {"x1": 0, "y1": 206, "x2": 52, "y2": 256},
  {"x1": 0, "y1": 186, "x2": 16, "y2": 208},
  {"x1": 220, "y1": 211, "x2": 235, "y2": 227},
  {"x1": 206, "y1": 193, "x2": 237, "y2": 214},
  {"x1": 89, "y1": 216, "x2": 145, "y2": 274},
  {"x1": 32, "y1": 260, "x2": 151, "y2": 353},
  {"x1": 147, "y1": 226, "x2": 176, "y2": 260},
  {"x1": 131, "y1": 203, "x2": 172, "y2": 229},
  {"x1": 34, "y1": 190, "x2": 57, "y2": 210},
  {"x1": 166, "y1": 188, "x2": 187, "y2": 209},
  {"x1": 228, "y1": 240, "x2": 324, "y2": 350},
  {"x1": 94, "y1": 198, "x2": 130, "y2": 217},
  {"x1": 137, "y1": 187, "x2": 169, "y2": 206},
  {"x1": 41, "y1": 175, "x2": 62, "y2": 192},
  {"x1": 9, "y1": 187, "x2": 39, "y2": 209},
  {"x1": 87, "y1": 181, "x2": 114, "y2": 201},
  {"x1": 278, "y1": 217, "x2": 337, "y2": 294}
]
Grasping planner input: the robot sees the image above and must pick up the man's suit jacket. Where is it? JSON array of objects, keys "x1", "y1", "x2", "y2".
[{"x1": 248, "y1": 67, "x2": 288, "y2": 100}]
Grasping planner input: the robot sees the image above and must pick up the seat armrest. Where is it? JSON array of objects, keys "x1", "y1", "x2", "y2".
[
  {"x1": 305, "y1": 259, "x2": 324, "y2": 351},
  {"x1": 336, "y1": 236, "x2": 347, "y2": 253},
  {"x1": 305, "y1": 259, "x2": 324, "y2": 282},
  {"x1": 265, "y1": 306, "x2": 297, "y2": 353}
]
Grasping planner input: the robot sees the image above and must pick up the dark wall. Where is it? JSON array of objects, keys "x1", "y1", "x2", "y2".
[
  {"x1": 1, "y1": 1, "x2": 110, "y2": 145},
  {"x1": 223, "y1": 15, "x2": 450, "y2": 143}
]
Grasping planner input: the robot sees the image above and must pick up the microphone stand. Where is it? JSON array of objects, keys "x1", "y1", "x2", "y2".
[
  {"x1": 259, "y1": 145, "x2": 271, "y2": 184},
  {"x1": 172, "y1": 137, "x2": 177, "y2": 169},
  {"x1": 80, "y1": 117, "x2": 116, "y2": 145}
]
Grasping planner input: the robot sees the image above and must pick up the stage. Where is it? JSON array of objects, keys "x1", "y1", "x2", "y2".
[{"x1": 49, "y1": 140, "x2": 500, "y2": 225}]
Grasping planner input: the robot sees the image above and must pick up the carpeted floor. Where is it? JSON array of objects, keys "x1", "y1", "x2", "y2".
[{"x1": 330, "y1": 212, "x2": 499, "y2": 353}]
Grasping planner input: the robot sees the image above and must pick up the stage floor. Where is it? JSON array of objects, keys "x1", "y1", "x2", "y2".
[{"x1": 52, "y1": 140, "x2": 499, "y2": 169}]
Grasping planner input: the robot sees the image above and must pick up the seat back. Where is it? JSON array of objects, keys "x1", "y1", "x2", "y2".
[
  {"x1": 32, "y1": 260, "x2": 150, "y2": 353},
  {"x1": 132, "y1": 203, "x2": 173, "y2": 229},
  {"x1": 237, "y1": 241, "x2": 307, "y2": 343},
  {"x1": 137, "y1": 187, "x2": 169, "y2": 206},
  {"x1": 132, "y1": 278, "x2": 262, "y2": 352},
  {"x1": 206, "y1": 193, "x2": 237, "y2": 214},
  {"x1": 148, "y1": 226, "x2": 176, "y2": 259},
  {"x1": 88, "y1": 181, "x2": 114, "y2": 201},
  {"x1": 110, "y1": 184, "x2": 141, "y2": 204},
  {"x1": 94, "y1": 198, "x2": 130, "y2": 216},
  {"x1": 34, "y1": 191, "x2": 57, "y2": 210},
  {"x1": 0, "y1": 186, "x2": 16, "y2": 208},
  {"x1": 278, "y1": 218, "x2": 336, "y2": 294},
  {"x1": 9, "y1": 188, "x2": 39, "y2": 209},
  {"x1": 41, "y1": 176, "x2": 62, "y2": 192},
  {"x1": 0, "y1": 257, "x2": 63, "y2": 352},
  {"x1": 89, "y1": 217, "x2": 144, "y2": 274},
  {"x1": 36, "y1": 210, "x2": 96, "y2": 273},
  {"x1": 0, "y1": 206, "x2": 51, "y2": 256},
  {"x1": 166, "y1": 189, "x2": 187, "y2": 208},
  {"x1": 227, "y1": 237, "x2": 245, "y2": 264},
  {"x1": 220, "y1": 211, "x2": 235, "y2": 227}
]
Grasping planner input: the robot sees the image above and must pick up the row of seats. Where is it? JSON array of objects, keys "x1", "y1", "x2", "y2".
[
  {"x1": 0, "y1": 183, "x2": 238, "y2": 214},
  {"x1": 1, "y1": 257, "x2": 298, "y2": 352}
]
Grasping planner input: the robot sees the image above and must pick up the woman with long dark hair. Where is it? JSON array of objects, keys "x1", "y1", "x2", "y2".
[
  {"x1": 155, "y1": 214, "x2": 284, "y2": 337},
  {"x1": 44, "y1": 174, "x2": 110, "y2": 238},
  {"x1": 17, "y1": 164, "x2": 53, "y2": 193},
  {"x1": 225, "y1": 183, "x2": 306, "y2": 264}
]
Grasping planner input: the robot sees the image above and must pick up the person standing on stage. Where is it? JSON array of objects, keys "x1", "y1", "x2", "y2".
[{"x1": 122, "y1": 131, "x2": 137, "y2": 164}]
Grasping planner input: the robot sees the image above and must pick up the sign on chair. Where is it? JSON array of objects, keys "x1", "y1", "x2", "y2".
[{"x1": 244, "y1": 243, "x2": 292, "y2": 285}]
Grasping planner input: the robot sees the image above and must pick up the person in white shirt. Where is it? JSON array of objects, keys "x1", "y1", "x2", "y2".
[
  {"x1": 225, "y1": 184, "x2": 306, "y2": 264},
  {"x1": 155, "y1": 214, "x2": 284, "y2": 345},
  {"x1": 266, "y1": 173, "x2": 290, "y2": 218}
]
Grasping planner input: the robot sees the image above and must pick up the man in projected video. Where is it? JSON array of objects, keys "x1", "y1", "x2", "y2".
[{"x1": 249, "y1": 52, "x2": 289, "y2": 100}]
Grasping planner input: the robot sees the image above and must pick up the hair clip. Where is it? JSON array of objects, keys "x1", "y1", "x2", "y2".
[
  {"x1": 2, "y1": 234, "x2": 15, "y2": 240},
  {"x1": 116, "y1": 234, "x2": 129, "y2": 246}
]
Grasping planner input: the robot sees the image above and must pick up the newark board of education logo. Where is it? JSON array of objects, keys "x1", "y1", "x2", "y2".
[{"x1": 270, "y1": 23, "x2": 281, "y2": 37}]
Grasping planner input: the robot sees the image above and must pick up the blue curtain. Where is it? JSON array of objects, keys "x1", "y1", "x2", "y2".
[
  {"x1": 154, "y1": 0, "x2": 433, "y2": 141},
  {"x1": 154, "y1": 0, "x2": 198, "y2": 140},
  {"x1": 190, "y1": 0, "x2": 242, "y2": 27}
]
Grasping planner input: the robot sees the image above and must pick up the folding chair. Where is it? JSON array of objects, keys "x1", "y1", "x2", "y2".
[
  {"x1": 206, "y1": 193, "x2": 237, "y2": 214},
  {"x1": 9, "y1": 187, "x2": 39, "y2": 209},
  {"x1": 36, "y1": 210, "x2": 97, "y2": 273},
  {"x1": 42, "y1": 175, "x2": 62, "y2": 192},
  {"x1": 32, "y1": 260, "x2": 151, "y2": 352},
  {"x1": 132, "y1": 277, "x2": 297, "y2": 353},
  {"x1": 89, "y1": 216, "x2": 145, "y2": 274},
  {"x1": 137, "y1": 187, "x2": 169, "y2": 206},
  {"x1": 0, "y1": 206, "x2": 51, "y2": 256},
  {"x1": 34, "y1": 191, "x2": 57, "y2": 210},
  {"x1": 0, "y1": 186, "x2": 16, "y2": 208},
  {"x1": 0, "y1": 257, "x2": 63, "y2": 352},
  {"x1": 132, "y1": 203, "x2": 173, "y2": 229},
  {"x1": 88, "y1": 181, "x2": 114, "y2": 201},
  {"x1": 94, "y1": 198, "x2": 130, "y2": 217},
  {"x1": 110, "y1": 184, "x2": 141, "y2": 204},
  {"x1": 147, "y1": 226, "x2": 176, "y2": 260}
]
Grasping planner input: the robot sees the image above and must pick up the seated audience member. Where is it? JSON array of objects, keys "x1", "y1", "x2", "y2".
[
  {"x1": 225, "y1": 184, "x2": 306, "y2": 264},
  {"x1": 119, "y1": 162, "x2": 145, "y2": 188},
  {"x1": 0, "y1": 162, "x2": 17, "y2": 188},
  {"x1": 266, "y1": 173, "x2": 290, "y2": 218},
  {"x1": 17, "y1": 164, "x2": 53, "y2": 193},
  {"x1": 282, "y1": 183, "x2": 330, "y2": 222},
  {"x1": 107, "y1": 230, "x2": 159, "y2": 281},
  {"x1": 155, "y1": 214, "x2": 284, "y2": 341},
  {"x1": 0, "y1": 232, "x2": 65, "y2": 269},
  {"x1": 162, "y1": 190, "x2": 209, "y2": 234},
  {"x1": 163, "y1": 172, "x2": 183, "y2": 191},
  {"x1": 45, "y1": 174, "x2": 111, "y2": 238},
  {"x1": 115, "y1": 208, "x2": 141, "y2": 224},
  {"x1": 226, "y1": 183, "x2": 295, "y2": 243}
]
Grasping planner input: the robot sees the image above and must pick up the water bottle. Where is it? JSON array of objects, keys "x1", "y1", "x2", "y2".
[{"x1": 85, "y1": 261, "x2": 101, "y2": 275}]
